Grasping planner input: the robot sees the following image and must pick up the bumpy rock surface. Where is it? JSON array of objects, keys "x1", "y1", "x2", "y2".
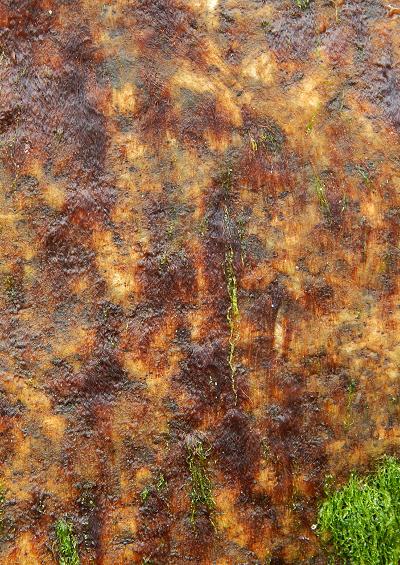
[{"x1": 0, "y1": 0, "x2": 399, "y2": 563}]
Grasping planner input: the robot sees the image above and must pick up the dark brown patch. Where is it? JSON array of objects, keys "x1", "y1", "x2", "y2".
[{"x1": 215, "y1": 409, "x2": 260, "y2": 489}]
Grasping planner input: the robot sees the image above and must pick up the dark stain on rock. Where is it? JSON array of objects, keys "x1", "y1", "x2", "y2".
[
  {"x1": 136, "y1": 67, "x2": 176, "y2": 140},
  {"x1": 0, "y1": 391, "x2": 24, "y2": 418},
  {"x1": 364, "y1": 55, "x2": 400, "y2": 130},
  {"x1": 0, "y1": 0, "x2": 53, "y2": 43},
  {"x1": 214, "y1": 409, "x2": 260, "y2": 489},
  {"x1": 0, "y1": 0, "x2": 399, "y2": 562},
  {"x1": 0, "y1": 106, "x2": 20, "y2": 135},
  {"x1": 139, "y1": 248, "x2": 197, "y2": 306},
  {"x1": 76, "y1": 481, "x2": 101, "y2": 553},
  {"x1": 44, "y1": 218, "x2": 95, "y2": 278},
  {"x1": 124, "y1": 440, "x2": 155, "y2": 472},
  {"x1": 264, "y1": 5, "x2": 317, "y2": 63},
  {"x1": 133, "y1": 0, "x2": 201, "y2": 59},
  {"x1": 176, "y1": 338, "x2": 232, "y2": 417},
  {"x1": 265, "y1": 370, "x2": 328, "y2": 487}
]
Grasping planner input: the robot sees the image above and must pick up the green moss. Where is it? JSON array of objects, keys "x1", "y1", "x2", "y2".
[
  {"x1": 322, "y1": 474, "x2": 335, "y2": 497},
  {"x1": 317, "y1": 456, "x2": 400, "y2": 564},
  {"x1": 347, "y1": 379, "x2": 357, "y2": 396},
  {"x1": 313, "y1": 176, "x2": 331, "y2": 216},
  {"x1": 295, "y1": 0, "x2": 311, "y2": 8},
  {"x1": 55, "y1": 519, "x2": 80, "y2": 565},
  {"x1": 237, "y1": 216, "x2": 248, "y2": 265},
  {"x1": 140, "y1": 473, "x2": 167, "y2": 504},
  {"x1": 332, "y1": 0, "x2": 341, "y2": 22},
  {"x1": 187, "y1": 441, "x2": 215, "y2": 525},
  {"x1": 140, "y1": 486, "x2": 150, "y2": 503},
  {"x1": 225, "y1": 247, "x2": 240, "y2": 401},
  {"x1": 156, "y1": 473, "x2": 167, "y2": 492}
]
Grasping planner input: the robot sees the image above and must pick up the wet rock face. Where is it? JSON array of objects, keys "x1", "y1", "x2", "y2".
[{"x1": 0, "y1": 0, "x2": 399, "y2": 562}]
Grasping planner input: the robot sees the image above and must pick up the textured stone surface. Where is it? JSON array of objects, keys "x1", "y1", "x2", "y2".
[{"x1": 0, "y1": 0, "x2": 399, "y2": 562}]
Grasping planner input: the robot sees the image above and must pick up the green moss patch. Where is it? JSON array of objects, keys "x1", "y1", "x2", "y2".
[
  {"x1": 55, "y1": 519, "x2": 80, "y2": 565},
  {"x1": 317, "y1": 456, "x2": 400, "y2": 564},
  {"x1": 140, "y1": 486, "x2": 150, "y2": 503},
  {"x1": 295, "y1": 0, "x2": 311, "y2": 8},
  {"x1": 187, "y1": 441, "x2": 215, "y2": 525}
]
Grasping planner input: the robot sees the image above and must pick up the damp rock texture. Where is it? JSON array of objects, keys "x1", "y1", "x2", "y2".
[{"x1": 0, "y1": 0, "x2": 399, "y2": 563}]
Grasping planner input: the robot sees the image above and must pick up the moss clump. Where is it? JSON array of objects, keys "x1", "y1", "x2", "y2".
[
  {"x1": 156, "y1": 473, "x2": 167, "y2": 492},
  {"x1": 225, "y1": 247, "x2": 240, "y2": 401},
  {"x1": 187, "y1": 442, "x2": 215, "y2": 525},
  {"x1": 55, "y1": 519, "x2": 80, "y2": 565},
  {"x1": 295, "y1": 0, "x2": 311, "y2": 8},
  {"x1": 317, "y1": 456, "x2": 400, "y2": 564},
  {"x1": 140, "y1": 486, "x2": 150, "y2": 503}
]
